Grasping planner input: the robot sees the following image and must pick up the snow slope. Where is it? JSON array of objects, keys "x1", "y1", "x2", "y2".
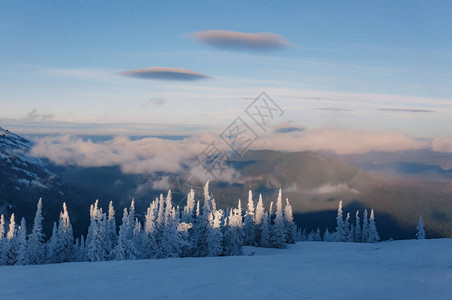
[{"x1": 0, "y1": 239, "x2": 451, "y2": 300}]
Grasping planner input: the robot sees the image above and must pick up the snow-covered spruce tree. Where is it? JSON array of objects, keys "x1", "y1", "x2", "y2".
[
  {"x1": 344, "y1": 213, "x2": 353, "y2": 242},
  {"x1": 207, "y1": 209, "x2": 224, "y2": 257},
  {"x1": 284, "y1": 198, "x2": 296, "y2": 244},
  {"x1": 114, "y1": 200, "x2": 138, "y2": 260},
  {"x1": 323, "y1": 228, "x2": 332, "y2": 242},
  {"x1": 270, "y1": 189, "x2": 286, "y2": 249},
  {"x1": 260, "y1": 212, "x2": 270, "y2": 247},
  {"x1": 86, "y1": 200, "x2": 107, "y2": 262},
  {"x1": 143, "y1": 200, "x2": 158, "y2": 259},
  {"x1": 307, "y1": 230, "x2": 315, "y2": 241},
  {"x1": 193, "y1": 182, "x2": 213, "y2": 257},
  {"x1": 105, "y1": 201, "x2": 118, "y2": 260},
  {"x1": 182, "y1": 188, "x2": 196, "y2": 223},
  {"x1": 27, "y1": 198, "x2": 46, "y2": 264},
  {"x1": 367, "y1": 209, "x2": 380, "y2": 243},
  {"x1": 53, "y1": 203, "x2": 75, "y2": 263},
  {"x1": 0, "y1": 214, "x2": 5, "y2": 265},
  {"x1": 416, "y1": 215, "x2": 425, "y2": 240},
  {"x1": 79, "y1": 235, "x2": 87, "y2": 261},
  {"x1": 158, "y1": 190, "x2": 183, "y2": 258},
  {"x1": 315, "y1": 227, "x2": 322, "y2": 241},
  {"x1": 133, "y1": 218, "x2": 144, "y2": 257},
  {"x1": 354, "y1": 210, "x2": 361, "y2": 243},
  {"x1": 254, "y1": 194, "x2": 265, "y2": 246},
  {"x1": 243, "y1": 190, "x2": 256, "y2": 246},
  {"x1": 335, "y1": 200, "x2": 347, "y2": 242},
  {"x1": 4, "y1": 214, "x2": 18, "y2": 265},
  {"x1": 361, "y1": 209, "x2": 369, "y2": 243},
  {"x1": 295, "y1": 227, "x2": 305, "y2": 242},
  {"x1": 223, "y1": 202, "x2": 243, "y2": 256},
  {"x1": 46, "y1": 222, "x2": 58, "y2": 263},
  {"x1": 16, "y1": 217, "x2": 28, "y2": 265}
]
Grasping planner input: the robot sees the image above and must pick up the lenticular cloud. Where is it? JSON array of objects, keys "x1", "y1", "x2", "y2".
[
  {"x1": 120, "y1": 67, "x2": 210, "y2": 81},
  {"x1": 191, "y1": 30, "x2": 291, "y2": 51}
]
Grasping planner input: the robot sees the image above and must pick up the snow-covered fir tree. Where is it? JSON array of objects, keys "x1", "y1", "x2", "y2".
[
  {"x1": 361, "y1": 209, "x2": 369, "y2": 243},
  {"x1": 270, "y1": 189, "x2": 286, "y2": 249},
  {"x1": 52, "y1": 203, "x2": 75, "y2": 263},
  {"x1": 0, "y1": 214, "x2": 5, "y2": 265},
  {"x1": 260, "y1": 212, "x2": 270, "y2": 247},
  {"x1": 207, "y1": 209, "x2": 223, "y2": 257},
  {"x1": 4, "y1": 214, "x2": 18, "y2": 265},
  {"x1": 335, "y1": 200, "x2": 347, "y2": 242},
  {"x1": 223, "y1": 202, "x2": 243, "y2": 256},
  {"x1": 105, "y1": 201, "x2": 117, "y2": 260},
  {"x1": 243, "y1": 190, "x2": 256, "y2": 246},
  {"x1": 27, "y1": 198, "x2": 46, "y2": 264},
  {"x1": 284, "y1": 198, "x2": 296, "y2": 244},
  {"x1": 367, "y1": 209, "x2": 380, "y2": 243},
  {"x1": 416, "y1": 215, "x2": 425, "y2": 239},
  {"x1": 86, "y1": 200, "x2": 107, "y2": 262},
  {"x1": 16, "y1": 218, "x2": 28, "y2": 265},
  {"x1": 354, "y1": 210, "x2": 361, "y2": 243}
]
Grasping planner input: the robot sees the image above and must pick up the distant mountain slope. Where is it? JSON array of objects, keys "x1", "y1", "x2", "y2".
[{"x1": 0, "y1": 127, "x2": 65, "y2": 232}]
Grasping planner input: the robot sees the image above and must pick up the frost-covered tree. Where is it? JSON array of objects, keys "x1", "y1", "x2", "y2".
[
  {"x1": 323, "y1": 228, "x2": 333, "y2": 242},
  {"x1": 86, "y1": 200, "x2": 107, "y2": 262},
  {"x1": 193, "y1": 183, "x2": 215, "y2": 257},
  {"x1": 207, "y1": 209, "x2": 224, "y2": 257},
  {"x1": 354, "y1": 210, "x2": 361, "y2": 243},
  {"x1": 254, "y1": 194, "x2": 265, "y2": 245},
  {"x1": 284, "y1": 198, "x2": 296, "y2": 244},
  {"x1": 105, "y1": 201, "x2": 117, "y2": 260},
  {"x1": 114, "y1": 200, "x2": 138, "y2": 260},
  {"x1": 243, "y1": 190, "x2": 256, "y2": 246},
  {"x1": 46, "y1": 222, "x2": 58, "y2": 263},
  {"x1": 158, "y1": 191, "x2": 184, "y2": 258},
  {"x1": 416, "y1": 215, "x2": 425, "y2": 240},
  {"x1": 344, "y1": 213, "x2": 353, "y2": 242},
  {"x1": 367, "y1": 209, "x2": 380, "y2": 243},
  {"x1": 16, "y1": 218, "x2": 28, "y2": 265},
  {"x1": 270, "y1": 189, "x2": 286, "y2": 248},
  {"x1": 4, "y1": 214, "x2": 18, "y2": 265},
  {"x1": 0, "y1": 214, "x2": 5, "y2": 265},
  {"x1": 223, "y1": 204, "x2": 243, "y2": 256},
  {"x1": 183, "y1": 188, "x2": 196, "y2": 223},
  {"x1": 361, "y1": 209, "x2": 369, "y2": 243},
  {"x1": 28, "y1": 198, "x2": 45, "y2": 264},
  {"x1": 143, "y1": 200, "x2": 158, "y2": 258},
  {"x1": 335, "y1": 200, "x2": 347, "y2": 242},
  {"x1": 260, "y1": 212, "x2": 270, "y2": 247},
  {"x1": 53, "y1": 203, "x2": 75, "y2": 263}
]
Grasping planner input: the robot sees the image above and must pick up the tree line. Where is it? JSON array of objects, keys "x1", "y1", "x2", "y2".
[{"x1": 0, "y1": 181, "x2": 388, "y2": 266}]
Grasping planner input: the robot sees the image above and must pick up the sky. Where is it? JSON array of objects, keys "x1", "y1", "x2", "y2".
[{"x1": 1, "y1": 1, "x2": 452, "y2": 138}]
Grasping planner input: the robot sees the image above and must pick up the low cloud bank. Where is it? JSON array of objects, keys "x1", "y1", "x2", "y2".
[{"x1": 30, "y1": 128, "x2": 452, "y2": 180}]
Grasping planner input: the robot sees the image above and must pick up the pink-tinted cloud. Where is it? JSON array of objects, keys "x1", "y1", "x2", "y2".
[
  {"x1": 191, "y1": 30, "x2": 291, "y2": 51},
  {"x1": 432, "y1": 136, "x2": 452, "y2": 153}
]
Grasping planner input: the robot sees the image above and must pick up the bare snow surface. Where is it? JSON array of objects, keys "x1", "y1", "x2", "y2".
[{"x1": 0, "y1": 239, "x2": 451, "y2": 300}]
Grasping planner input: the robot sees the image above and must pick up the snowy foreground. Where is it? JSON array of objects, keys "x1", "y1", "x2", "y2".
[{"x1": 0, "y1": 239, "x2": 451, "y2": 300}]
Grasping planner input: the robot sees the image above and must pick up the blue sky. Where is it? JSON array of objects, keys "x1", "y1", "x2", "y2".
[{"x1": 1, "y1": 1, "x2": 451, "y2": 137}]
